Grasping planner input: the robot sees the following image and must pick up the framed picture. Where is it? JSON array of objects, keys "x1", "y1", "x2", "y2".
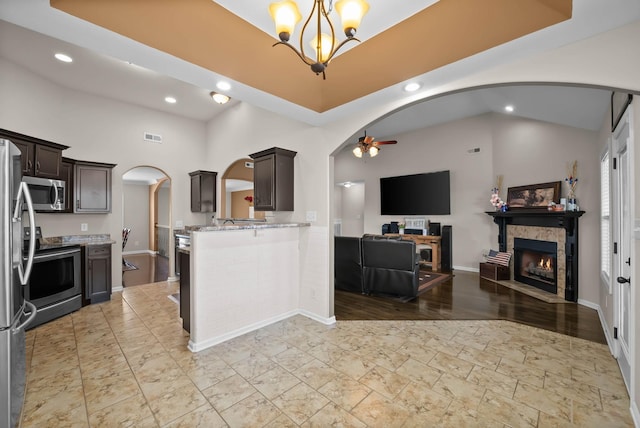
[
  {"x1": 611, "y1": 91, "x2": 633, "y2": 131},
  {"x1": 506, "y1": 181, "x2": 561, "y2": 210}
]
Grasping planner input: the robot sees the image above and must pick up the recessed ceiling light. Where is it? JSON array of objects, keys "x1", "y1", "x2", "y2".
[
  {"x1": 403, "y1": 82, "x2": 421, "y2": 92},
  {"x1": 505, "y1": 105, "x2": 515, "y2": 113},
  {"x1": 165, "y1": 96, "x2": 177, "y2": 104},
  {"x1": 216, "y1": 81, "x2": 231, "y2": 91},
  {"x1": 54, "y1": 53, "x2": 73, "y2": 63}
]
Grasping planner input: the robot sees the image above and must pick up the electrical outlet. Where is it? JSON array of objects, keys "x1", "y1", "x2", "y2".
[
  {"x1": 80, "y1": 223, "x2": 88, "y2": 232},
  {"x1": 306, "y1": 211, "x2": 317, "y2": 222}
]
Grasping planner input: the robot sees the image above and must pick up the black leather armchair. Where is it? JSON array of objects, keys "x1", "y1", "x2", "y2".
[
  {"x1": 334, "y1": 236, "x2": 364, "y2": 293},
  {"x1": 362, "y1": 237, "x2": 420, "y2": 298}
]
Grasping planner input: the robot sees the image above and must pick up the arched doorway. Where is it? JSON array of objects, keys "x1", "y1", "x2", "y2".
[
  {"x1": 220, "y1": 158, "x2": 265, "y2": 220},
  {"x1": 121, "y1": 166, "x2": 172, "y2": 286}
]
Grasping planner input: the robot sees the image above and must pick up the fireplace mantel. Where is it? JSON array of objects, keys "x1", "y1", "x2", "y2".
[{"x1": 486, "y1": 210, "x2": 584, "y2": 302}]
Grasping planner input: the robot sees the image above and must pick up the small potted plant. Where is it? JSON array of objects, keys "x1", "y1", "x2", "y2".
[{"x1": 398, "y1": 222, "x2": 405, "y2": 234}]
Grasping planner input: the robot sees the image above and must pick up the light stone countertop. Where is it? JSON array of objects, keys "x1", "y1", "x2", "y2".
[{"x1": 177, "y1": 222, "x2": 311, "y2": 233}]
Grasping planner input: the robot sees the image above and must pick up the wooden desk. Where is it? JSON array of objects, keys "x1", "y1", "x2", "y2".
[{"x1": 385, "y1": 234, "x2": 442, "y2": 272}]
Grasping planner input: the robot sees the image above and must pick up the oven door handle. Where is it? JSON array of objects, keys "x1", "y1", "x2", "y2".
[
  {"x1": 14, "y1": 182, "x2": 36, "y2": 285},
  {"x1": 32, "y1": 248, "x2": 80, "y2": 260},
  {"x1": 13, "y1": 301, "x2": 38, "y2": 332}
]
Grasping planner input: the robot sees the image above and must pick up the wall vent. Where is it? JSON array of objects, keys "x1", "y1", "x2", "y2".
[
  {"x1": 143, "y1": 132, "x2": 163, "y2": 143},
  {"x1": 245, "y1": 161, "x2": 254, "y2": 168}
]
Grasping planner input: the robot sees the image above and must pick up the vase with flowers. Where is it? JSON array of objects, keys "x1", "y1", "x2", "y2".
[
  {"x1": 244, "y1": 195, "x2": 254, "y2": 218},
  {"x1": 565, "y1": 161, "x2": 578, "y2": 211},
  {"x1": 398, "y1": 222, "x2": 405, "y2": 235},
  {"x1": 490, "y1": 175, "x2": 506, "y2": 211}
]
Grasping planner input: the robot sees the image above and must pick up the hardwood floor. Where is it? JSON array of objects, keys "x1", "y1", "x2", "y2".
[
  {"x1": 335, "y1": 270, "x2": 607, "y2": 344},
  {"x1": 121, "y1": 253, "x2": 169, "y2": 287}
]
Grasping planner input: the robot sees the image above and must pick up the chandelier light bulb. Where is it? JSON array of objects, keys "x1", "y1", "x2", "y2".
[
  {"x1": 353, "y1": 146, "x2": 363, "y2": 158},
  {"x1": 269, "y1": 1, "x2": 301, "y2": 42},
  {"x1": 369, "y1": 146, "x2": 379, "y2": 157},
  {"x1": 335, "y1": 0, "x2": 369, "y2": 37}
]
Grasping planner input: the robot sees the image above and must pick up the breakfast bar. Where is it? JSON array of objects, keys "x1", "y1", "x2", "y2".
[{"x1": 183, "y1": 222, "x2": 310, "y2": 352}]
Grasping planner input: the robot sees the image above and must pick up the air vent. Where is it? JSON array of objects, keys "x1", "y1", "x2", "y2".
[
  {"x1": 143, "y1": 132, "x2": 163, "y2": 143},
  {"x1": 245, "y1": 161, "x2": 254, "y2": 168}
]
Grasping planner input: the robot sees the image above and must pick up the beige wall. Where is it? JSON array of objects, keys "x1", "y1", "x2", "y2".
[{"x1": 123, "y1": 183, "x2": 150, "y2": 253}]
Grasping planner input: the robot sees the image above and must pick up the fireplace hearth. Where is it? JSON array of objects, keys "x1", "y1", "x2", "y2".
[{"x1": 514, "y1": 238, "x2": 557, "y2": 294}]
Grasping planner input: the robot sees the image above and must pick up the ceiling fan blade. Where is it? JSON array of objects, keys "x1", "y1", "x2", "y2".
[
  {"x1": 363, "y1": 136, "x2": 375, "y2": 144},
  {"x1": 373, "y1": 140, "x2": 398, "y2": 146}
]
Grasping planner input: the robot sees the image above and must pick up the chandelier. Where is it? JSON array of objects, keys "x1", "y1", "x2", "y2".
[{"x1": 268, "y1": 0, "x2": 369, "y2": 79}]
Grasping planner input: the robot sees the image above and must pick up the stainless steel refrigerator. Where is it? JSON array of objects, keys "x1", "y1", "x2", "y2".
[{"x1": 1, "y1": 139, "x2": 37, "y2": 428}]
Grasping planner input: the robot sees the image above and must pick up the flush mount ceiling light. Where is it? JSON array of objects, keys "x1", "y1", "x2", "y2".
[
  {"x1": 54, "y1": 53, "x2": 73, "y2": 63},
  {"x1": 164, "y1": 96, "x2": 177, "y2": 104},
  {"x1": 216, "y1": 81, "x2": 231, "y2": 91},
  {"x1": 210, "y1": 92, "x2": 230, "y2": 104},
  {"x1": 505, "y1": 105, "x2": 515, "y2": 112},
  {"x1": 269, "y1": 0, "x2": 369, "y2": 79},
  {"x1": 403, "y1": 82, "x2": 421, "y2": 92}
]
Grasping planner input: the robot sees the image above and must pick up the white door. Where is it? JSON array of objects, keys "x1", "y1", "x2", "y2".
[{"x1": 613, "y1": 110, "x2": 632, "y2": 390}]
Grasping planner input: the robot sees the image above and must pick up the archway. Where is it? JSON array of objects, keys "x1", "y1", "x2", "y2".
[
  {"x1": 121, "y1": 166, "x2": 172, "y2": 286},
  {"x1": 220, "y1": 158, "x2": 265, "y2": 220}
]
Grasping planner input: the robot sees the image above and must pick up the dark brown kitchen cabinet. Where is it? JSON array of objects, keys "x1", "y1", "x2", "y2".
[
  {"x1": 60, "y1": 158, "x2": 75, "y2": 213},
  {"x1": 74, "y1": 160, "x2": 116, "y2": 213},
  {"x1": 249, "y1": 147, "x2": 296, "y2": 211},
  {"x1": 189, "y1": 170, "x2": 217, "y2": 212},
  {"x1": 0, "y1": 129, "x2": 68, "y2": 178},
  {"x1": 84, "y1": 244, "x2": 112, "y2": 303}
]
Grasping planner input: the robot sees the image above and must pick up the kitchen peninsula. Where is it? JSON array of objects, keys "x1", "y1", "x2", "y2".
[{"x1": 182, "y1": 222, "x2": 310, "y2": 352}]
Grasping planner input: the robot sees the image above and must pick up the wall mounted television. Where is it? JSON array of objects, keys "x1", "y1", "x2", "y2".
[{"x1": 380, "y1": 170, "x2": 451, "y2": 215}]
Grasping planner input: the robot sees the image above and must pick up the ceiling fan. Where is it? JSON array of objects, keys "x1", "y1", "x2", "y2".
[{"x1": 352, "y1": 131, "x2": 397, "y2": 158}]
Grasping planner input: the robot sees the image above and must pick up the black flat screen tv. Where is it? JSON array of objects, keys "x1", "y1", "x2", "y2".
[{"x1": 380, "y1": 170, "x2": 451, "y2": 215}]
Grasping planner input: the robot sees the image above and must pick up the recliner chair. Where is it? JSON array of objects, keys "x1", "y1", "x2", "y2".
[{"x1": 362, "y1": 237, "x2": 420, "y2": 298}]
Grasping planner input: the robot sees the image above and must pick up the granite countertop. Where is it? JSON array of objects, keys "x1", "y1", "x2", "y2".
[
  {"x1": 182, "y1": 222, "x2": 311, "y2": 232},
  {"x1": 39, "y1": 234, "x2": 116, "y2": 249}
]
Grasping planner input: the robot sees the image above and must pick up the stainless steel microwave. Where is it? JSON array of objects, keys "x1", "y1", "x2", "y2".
[{"x1": 22, "y1": 176, "x2": 65, "y2": 211}]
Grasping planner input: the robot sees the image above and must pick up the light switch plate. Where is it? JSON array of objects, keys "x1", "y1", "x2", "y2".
[{"x1": 81, "y1": 223, "x2": 88, "y2": 231}]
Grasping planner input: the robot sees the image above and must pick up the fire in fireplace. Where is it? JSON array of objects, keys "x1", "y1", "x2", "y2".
[{"x1": 514, "y1": 238, "x2": 558, "y2": 294}]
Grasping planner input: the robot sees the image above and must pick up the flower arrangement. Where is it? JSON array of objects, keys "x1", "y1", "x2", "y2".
[
  {"x1": 565, "y1": 160, "x2": 578, "y2": 198},
  {"x1": 490, "y1": 175, "x2": 506, "y2": 210},
  {"x1": 244, "y1": 195, "x2": 253, "y2": 206},
  {"x1": 398, "y1": 222, "x2": 405, "y2": 229}
]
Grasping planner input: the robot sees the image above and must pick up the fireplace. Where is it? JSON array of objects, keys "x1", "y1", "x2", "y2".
[
  {"x1": 513, "y1": 238, "x2": 557, "y2": 294},
  {"x1": 486, "y1": 210, "x2": 583, "y2": 302}
]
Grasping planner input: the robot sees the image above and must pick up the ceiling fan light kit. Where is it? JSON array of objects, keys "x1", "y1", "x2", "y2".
[
  {"x1": 352, "y1": 131, "x2": 396, "y2": 158},
  {"x1": 268, "y1": 0, "x2": 369, "y2": 79}
]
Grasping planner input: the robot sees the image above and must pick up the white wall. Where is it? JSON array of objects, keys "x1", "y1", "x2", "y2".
[
  {"x1": 122, "y1": 183, "x2": 150, "y2": 253},
  {"x1": 0, "y1": 58, "x2": 209, "y2": 285},
  {"x1": 336, "y1": 184, "x2": 365, "y2": 237}
]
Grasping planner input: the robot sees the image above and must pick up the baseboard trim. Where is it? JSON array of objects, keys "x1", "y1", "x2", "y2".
[
  {"x1": 454, "y1": 265, "x2": 479, "y2": 273},
  {"x1": 111, "y1": 285, "x2": 123, "y2": 293},
  {"x1": 298, "y1": 310, "x2": 336, "y2": 326},
  {"x1": 578, "y1": 298, "x2": 616, "y2": 356},
  {"x1": 167, "y1": 275, "x2": 179, "y2": 283},
  {"x1": 631, "y1": 400, "x2": 639, "y2": 428},
  {"x1": 122, "y1": 250, "x2": 155, "y2": 256}
]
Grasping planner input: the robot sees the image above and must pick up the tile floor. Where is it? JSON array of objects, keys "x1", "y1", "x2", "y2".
[{"x1": 22, "y1": 281, "x2": 633, "y2": 427}]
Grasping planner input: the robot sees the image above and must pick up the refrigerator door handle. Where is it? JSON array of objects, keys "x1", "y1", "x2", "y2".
[
  {"x1": 14, "y1": 182, "x2": 36, "y2": 285},
  {"x1": 13, "y1": 301, "x2": 37, "y2": 331}
]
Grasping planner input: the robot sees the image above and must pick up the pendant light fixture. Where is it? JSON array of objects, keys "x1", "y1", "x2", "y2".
[{"x1": 268, "y1": 0, "x2": 369, "y2": 79}]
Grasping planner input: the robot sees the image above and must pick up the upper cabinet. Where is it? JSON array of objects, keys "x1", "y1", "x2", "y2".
[
  {"x1": 74, "y1": 160, "x2": 116, "y2": 213},
  {"x1": 189, "y1": 170, "x2": 217, "y2": 212},
  {"x1": 0, "y1": 129, "x2": 68, "y2": 179},
  {"x1": 249, "y1": 147, "x2": 296, "y2": 211}
]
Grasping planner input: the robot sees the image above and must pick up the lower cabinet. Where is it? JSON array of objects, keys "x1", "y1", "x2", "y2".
[
  {"x1": 179, "y1": 250, "x2": 190, "y2": 332},
  {"x1": 84, "y1": 244, "x2": 112, "y2": 303}
]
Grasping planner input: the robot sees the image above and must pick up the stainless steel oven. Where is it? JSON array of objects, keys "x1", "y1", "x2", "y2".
[{"x1": 23, "y1": 246, "x2": 82, "y2": 329}]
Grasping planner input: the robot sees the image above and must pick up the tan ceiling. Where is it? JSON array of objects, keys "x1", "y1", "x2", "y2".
[{"x1": 50, "y1": 0, "x2": 571, "y2": 113}]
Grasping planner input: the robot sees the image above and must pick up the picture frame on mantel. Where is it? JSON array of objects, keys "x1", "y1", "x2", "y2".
[
  {"x1": 506, "y1": 181, "x2": 561, "y2": 210},
  {"x1": 611, "y1": 91, "x2": 633, "y2": 131}
]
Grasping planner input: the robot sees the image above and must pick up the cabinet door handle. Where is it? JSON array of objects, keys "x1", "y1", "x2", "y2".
[
  {"x1": 27, "y1": 159, "x2": 32, "y2": 171},
  {"x1": 35, "y1": 161, "x2": 40, "y2": 174}
]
